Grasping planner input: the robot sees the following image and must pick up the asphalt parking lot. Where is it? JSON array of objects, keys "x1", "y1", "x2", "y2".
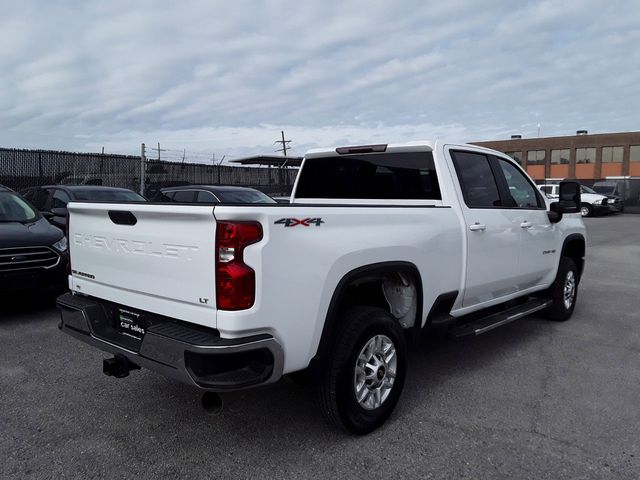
[{"x1": 2, "y1": 215, "x2": 639, "y2": 479}]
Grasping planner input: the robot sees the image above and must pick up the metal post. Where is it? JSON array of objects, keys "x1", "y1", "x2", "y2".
[
  {"x1": 281, "y1": 130, "x2": 287, "y2": 156},
  {"x1": 140, "y1": 143, "x2": 146, "y2": 196}
]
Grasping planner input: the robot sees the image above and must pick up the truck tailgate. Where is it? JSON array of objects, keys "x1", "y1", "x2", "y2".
[{"x1": 68, "y1": 203, "x2": 218, "y2": 316}]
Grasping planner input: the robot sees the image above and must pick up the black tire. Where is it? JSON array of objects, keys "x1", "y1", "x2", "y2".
[
  {"x1": 543, "y1": 257, "x2": 579, "y2": 321},
  {"x1": 580, "y1": 203, "x2": 593, "y2": 217},
  {"x1": 318, "y1": 306, "x2": 407, "y2": 434}
]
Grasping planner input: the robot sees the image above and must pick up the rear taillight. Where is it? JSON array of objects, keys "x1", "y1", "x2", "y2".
[{"x1": 215, "y1": 221, "x2": 262, "y2": 310}]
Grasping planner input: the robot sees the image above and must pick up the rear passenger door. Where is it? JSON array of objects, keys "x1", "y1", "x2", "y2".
[{"x1": 449, "y1": 149, "x2": 523, "y2": 308}]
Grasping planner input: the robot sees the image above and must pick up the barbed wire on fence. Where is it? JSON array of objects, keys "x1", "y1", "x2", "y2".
[{"x1": 0, "y1": 147, "x2": 298, "y2": 197}]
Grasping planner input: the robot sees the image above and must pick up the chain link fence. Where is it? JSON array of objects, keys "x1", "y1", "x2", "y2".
[
  {"x1": 2, "y1": 147, "x2": 639, "y2": 211},
  {"x1": 0, "y1": 147, "x2": 298, "y2": 198}
]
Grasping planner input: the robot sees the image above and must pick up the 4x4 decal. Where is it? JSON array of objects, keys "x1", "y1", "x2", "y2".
[{"x1": 274, "y1": 218, "x2": 324, "y2": 227}]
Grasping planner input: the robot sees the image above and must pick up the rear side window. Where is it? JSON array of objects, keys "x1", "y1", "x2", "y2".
[
  {"x1": 295, "y1": 152, "x2": 441, "y2": 200},
  {"x1": 196, "y1": 191, "x2": 218, "y2": 203},
  {"x1": 73, "y1": 189, "x2": 145, "y2": 202},
  {"x1": 216, "y1": 189, "x2": 276, "y2": 203},
  {"x1": 172, "y1": 190, "x2": 196, "y2": 202},
  {"x1": 52, "y1": 189, "x2": 71, "y2": 209},
  {"x1": 30, "y1": 188, "x2": 51, "y2": 210},
  {"x1": 451, "y1": 151, "x2": 501, "y2": 208}
]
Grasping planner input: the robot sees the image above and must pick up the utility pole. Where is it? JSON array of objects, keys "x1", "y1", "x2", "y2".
[
  {"x1": 275, "y1": 130, "x2": 291, "y2": 157},
  {"x1": 150, "y1": 142, "x2": 166, "y2": 161},
  {"x1": 217, "y1": 155, "x2": 225, "y2": 184},
  {"x1": 140, "y1": 143, "x2": 146, "y2": 196}
]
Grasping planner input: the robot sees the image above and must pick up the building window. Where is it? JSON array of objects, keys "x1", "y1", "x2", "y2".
[
  {"x1": 550, "y1": 149, "x2": 570, "y2": 165},
  {"x1": 505, "y1": 151, "x2": 523, "y2": 164},
  {"x1": 602, "y1": 146, "x2": 624, "y2": 163},
  {"x1": 575, "y1": 147, "x2": 596, "y2": 164},
  {"x1": 630, "y1": 145, "x2": 640, "y2": 162},
  {"x1": 527, "y1": 150, "x2": 545, "y2": 165}
]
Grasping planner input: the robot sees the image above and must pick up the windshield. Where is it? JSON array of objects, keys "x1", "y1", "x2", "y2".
[
  {"x1": 581, "y1": 185, "x2": 597, "y2": 195},
  {"x1": 73, "y1": 189, "x2": 146, "y2": 202},
  {"x1": 592, "y1": 185, "x2": 615, "y2": 195},
  {"x1": 216, "y1": 190, "x2": 276, "y2": 204},
  {"x1": 0, "y1": 192, "x2": 39, "y2": 223}
]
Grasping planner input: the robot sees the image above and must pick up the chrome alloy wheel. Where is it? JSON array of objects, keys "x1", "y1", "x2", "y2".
[
  {"x1": 580, "y1": 206, "x2": 590, "y2": 217},
  {"x1": 353, "y1": 334, "x2": 397, "y2": 410},
  {"x1": 563, "y1": 270, "x2": 576, "y2": 310}
]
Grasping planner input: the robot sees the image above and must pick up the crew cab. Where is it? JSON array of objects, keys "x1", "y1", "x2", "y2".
[{"x1": 57, "y1": 142, "x2": 586, "y2": 434}]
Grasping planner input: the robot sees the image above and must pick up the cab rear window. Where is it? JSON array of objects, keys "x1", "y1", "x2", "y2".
[{"x1": 295, "y1": 152, "x2": 441, "y2": 200}]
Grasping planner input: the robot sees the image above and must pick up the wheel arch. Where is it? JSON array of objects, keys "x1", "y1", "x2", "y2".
[
  {"x1": 312, "y1": 261, "x2": 423, "y2": 370},
  {"x1": 561, "y1": 233, "x2": 586, "y2": 280}
]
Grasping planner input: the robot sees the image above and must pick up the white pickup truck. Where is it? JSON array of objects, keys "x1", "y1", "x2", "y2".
[{"x1": 57, "y1": 141, "x2": 586, "y2": 434}]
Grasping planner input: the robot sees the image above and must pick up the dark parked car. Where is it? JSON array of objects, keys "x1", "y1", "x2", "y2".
[
  {"x1": 592, "y1": 181, "x2": 625, "y2": 213},
  {"x1": 0, "y1": 185, "x2": 68, "y2": 295},
  {"x1": 158, "y1": 185, "x2": 277, "y2": 204},
  {"x1": 22, "y1": 185, "x2": 145, "y2": 232}
]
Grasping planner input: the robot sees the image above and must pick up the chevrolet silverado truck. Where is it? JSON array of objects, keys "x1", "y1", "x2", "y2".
[{"x1": 57, "y1": 142, "x2": 586, "y2": 434}]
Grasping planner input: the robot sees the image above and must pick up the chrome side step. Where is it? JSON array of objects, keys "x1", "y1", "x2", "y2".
[{"x1": 449, "y1": 298, "x2": 552, "y2": 339}]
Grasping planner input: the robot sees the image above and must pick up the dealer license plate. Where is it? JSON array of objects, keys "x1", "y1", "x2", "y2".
[{"x1": 116, "y1": 308, "x2": 146, "y2": 340}]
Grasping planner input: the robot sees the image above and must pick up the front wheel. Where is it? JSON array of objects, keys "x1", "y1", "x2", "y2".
[
  {"x1": 580, "y1": 203, "x2": 593, "y2": 217},
  {"x1": 543, "y1": 257, "x2": 579, "y2": 321},
  {"x1": 318, "y1": 306, "x2": 407, "y2": 434}
]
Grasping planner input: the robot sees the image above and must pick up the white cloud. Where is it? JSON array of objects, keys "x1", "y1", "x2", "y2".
[{"x1": 0, "y1": 0, "x2": 638, "y2": 159}]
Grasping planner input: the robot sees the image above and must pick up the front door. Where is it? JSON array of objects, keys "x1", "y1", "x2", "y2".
[{"x1": 494, "y1": 157, "x2": 558, "y2": 288}]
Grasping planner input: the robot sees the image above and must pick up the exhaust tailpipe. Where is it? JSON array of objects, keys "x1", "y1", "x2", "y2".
[{"x1": 201, "y1": 392, "x2": 224, "y2": 415}]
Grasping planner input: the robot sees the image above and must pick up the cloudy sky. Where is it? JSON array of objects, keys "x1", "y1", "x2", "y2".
[{"x1": 1, "y1": 0, "x2": 638, "y2": 162}]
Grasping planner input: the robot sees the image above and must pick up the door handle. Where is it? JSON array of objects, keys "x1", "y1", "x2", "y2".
[
  {"x1": 469, "y1": 223, "x2": 486, "y2": 231},
  {"x1": 520, "y1": 221, "x2": 533, "y2": 229}
]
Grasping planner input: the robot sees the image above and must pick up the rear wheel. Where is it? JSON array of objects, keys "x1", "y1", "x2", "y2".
[
  {"x1": 318, "y1": 306, "x2": 407, "y2": 434},
  {"x1": 580, "y1": 203, "x2": 592, "y2": 217},
  {"x1": 543, "y1": 256, "x2": 579, "y2": 321}
]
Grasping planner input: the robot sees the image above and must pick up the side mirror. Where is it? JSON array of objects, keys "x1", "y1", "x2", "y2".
[
  {"x1": 548, "y1": 181, "x2": 581, "y2": 223},
  {"x1": 51, "y1": 207, "x2": 68, "y2": 217},
  {"x1": 558, "y1": 181, "x2": 581, "y2": 213}
]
